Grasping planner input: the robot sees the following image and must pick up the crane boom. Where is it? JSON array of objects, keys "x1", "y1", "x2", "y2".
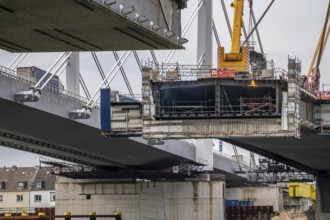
[
  {"x1": 230, "y1": 0, "x2": 244, "y2": 55},
  {"x1": 218, "y1": 0, "x2": 249, "y2": 73}
]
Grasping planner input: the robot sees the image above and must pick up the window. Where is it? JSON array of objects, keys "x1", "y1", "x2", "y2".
[
  {"x1": 36, "y1": 181, "x2": 44, "y2": 188},
  {"x1": 50, "y1": 192, "x2": 55, "y2": 202},
  {"x1": 18, "y1": 182, "x2": 26, "y2": 189},
  {"x1": 16, "y1": 195, "x2": 23, "y2": 202},
  {"x1": 34, "y1": 195, "x2": 42, "y2": 202},
  {"x1": 0, "y1": 182, "x2": 5, "y2": 189},
  {"x1": 0, "y1": 195, "x2": 3, "y2": 202}
]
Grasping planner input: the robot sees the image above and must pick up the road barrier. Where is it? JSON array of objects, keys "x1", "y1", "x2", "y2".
[{"x1": 0, "y1": 212, "x2": 121, "y2": 220}]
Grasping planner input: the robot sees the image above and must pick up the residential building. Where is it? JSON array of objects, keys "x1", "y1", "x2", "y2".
[
  {"x1": 0, "y1": 166, "x2": 55, "y2": 212},
  {"x1": 30, "y1": 168, "x2": 56, "y2": 208}
]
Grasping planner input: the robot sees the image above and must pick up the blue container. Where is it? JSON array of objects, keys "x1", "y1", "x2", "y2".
[
  {"x1": 100, "y1": 88, "x2": 111, "y2": 132},
  {"x1": 225, "y1": 200, "x2": 239, "y2": 207},
  {"x1": 239, "y1": 200, "x2": 254, "y2": 206}
]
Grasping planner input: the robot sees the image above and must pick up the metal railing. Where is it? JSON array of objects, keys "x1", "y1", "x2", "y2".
[
  {"x1": 0, "y1": 212, "x2": 121, "y2": 220},
  {"x1": 0, "y1": 66, "x2": 17, "y2": 76},
  {"x1": 0, "y1": 208, "x2": 36, "y2": 214},
  {"x1": 144, "y1": 62, "x2": 282, "y2": 82},
  {"x1": 0, "y1": 65, "x2": 99, "y2": 109},
  {"x1": 157, "y1": 97, "x2": 278, "y2": 116}
]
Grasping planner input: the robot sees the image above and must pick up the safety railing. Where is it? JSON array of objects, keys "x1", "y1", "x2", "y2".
[
  {"x1": 0, "y1": 208, "x2": 36, "y2": 214},
  {"x1": 144, "y1": 62, "x2": 281, "y2": 82},
  {"x1": 0, "y1": 66, "x2": 17, "y2": 76},
  {"x1": 0, "y1": 212, "x2": 121, "y2": 220},
  {"x1": 156, "y1": 98, "x2": 278, "y2": 117},
  {"x1": 0, "y1": 65, "x2": 99, "y2": 109}
]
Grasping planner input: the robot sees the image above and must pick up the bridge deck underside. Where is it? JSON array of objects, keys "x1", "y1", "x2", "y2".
[
  {"x1": 0, "y1": 0, "x2": 182, "y2": 52},
  {"x1": 223, "y1": 134, "x2": 330, "y2": 174},
  {"x1": 0, "y1": 74, "x2": 249, "y2": 186},
  {"x1": 0, "y1": 98, "x2": 190, "y2": 169}
]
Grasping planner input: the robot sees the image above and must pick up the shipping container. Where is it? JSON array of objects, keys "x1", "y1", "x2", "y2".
[
  {"x1": 239, "y1": 200, "x2": 254, "y2": 206},
  {"x1": 225, "y1": 200, "x2": 240, "y2": 207}
]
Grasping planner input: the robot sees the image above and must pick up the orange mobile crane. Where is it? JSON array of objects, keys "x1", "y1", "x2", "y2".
[{"x1": 212, "y1": 0, "x2": 249, "y2": 79}]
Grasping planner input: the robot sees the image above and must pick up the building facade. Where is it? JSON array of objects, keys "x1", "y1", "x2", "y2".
[{"x1": 0, "y1": 166, "x2": 55, "y2": 213}]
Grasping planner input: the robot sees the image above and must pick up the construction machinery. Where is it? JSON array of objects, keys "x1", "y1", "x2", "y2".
[
  {"x1": 218, "y1": 0, "x2": 250, "y2": 75},
  {"x1": 302, "y1": 1, "x2": 330, "y2": 97}
]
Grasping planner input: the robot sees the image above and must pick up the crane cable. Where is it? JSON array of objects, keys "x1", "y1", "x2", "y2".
[{"x1": 242, "y1": 0, "x2": 275, "y2": 46}]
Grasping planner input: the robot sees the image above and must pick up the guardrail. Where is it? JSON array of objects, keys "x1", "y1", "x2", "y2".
[
  {"x1": 0, "y1": 212, "x2": 121, "y2": 220},
  {"x1": 0, "y1": 66, "x2": 99, "y2": 109}
]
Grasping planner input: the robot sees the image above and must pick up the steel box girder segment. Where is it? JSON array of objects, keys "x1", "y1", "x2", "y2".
[
  {"x1": 141, "y1": 74, "x2": 299, "y2": 139},
  {"x1": 0, "y1": 130, "x2": 126, "y2": 168},
  {"x1": 221, "y1": 138, "x2": 322, "y2": 177},
  {"x1": 0, "y1": 0, "x2": 184, "y2": 52},
  {"x1": 151, "y1": 79, "x2": 283, "y2": 118}
]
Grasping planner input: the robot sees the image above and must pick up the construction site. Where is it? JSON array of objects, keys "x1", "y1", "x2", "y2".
[{"x1": 0, "y1": 0, "x2": 329, "y2": 220}]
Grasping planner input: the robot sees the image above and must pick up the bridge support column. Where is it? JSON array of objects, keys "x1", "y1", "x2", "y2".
[
  {"x1": 62, "y1": 52, "x2": 80, "y2": 95},
  {"x1": 316, "y1": 179, "x2": 330, "y2": 220},
  {"x1": 56, "y1": 176, "x2": 225, "y2": 220},
  {"x1": 197, "y1": 0, "x2": 213, "y2": 66}
]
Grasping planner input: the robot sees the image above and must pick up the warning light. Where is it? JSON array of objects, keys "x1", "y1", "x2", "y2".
[{"x1": 247, "y1": 80, "x2": 256, "y2": 87}]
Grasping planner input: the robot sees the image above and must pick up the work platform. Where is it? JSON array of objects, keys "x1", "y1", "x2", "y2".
[
  {"x1": 0, "y1": 0, "x2": 184, "y2": 52},
  {"x1": 140, "y1": 61, "x2": 300, "y2": 140}
]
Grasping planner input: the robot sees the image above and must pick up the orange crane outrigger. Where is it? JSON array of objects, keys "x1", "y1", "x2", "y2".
[{"x1": 218, "y1": 0, "x2": 249, "y2": 74}]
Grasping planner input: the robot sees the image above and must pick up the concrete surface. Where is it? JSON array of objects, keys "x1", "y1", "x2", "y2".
[
  {"x1": 0, "y1": 0, "x2": 183, "y2": 52},
  {"x1": 316, "y1": 179, "x2": 330, "y2": 220},
  {"x1": 226, "y1": 186, "x2": 284, "y2": 212},
  {"x1": 56, "y1": 177, "x2": 226, "y2": 220}
]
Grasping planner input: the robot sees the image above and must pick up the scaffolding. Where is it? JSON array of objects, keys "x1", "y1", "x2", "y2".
[
  {"x1": 247, "y1": 157, "x2": 316, "y2": 184},
  {"x1": 39, "y1": 157, "x2": 206, "y2": 180},
  {"x1": 143, "y1": 62, "x2": 212, "y2": 81}
]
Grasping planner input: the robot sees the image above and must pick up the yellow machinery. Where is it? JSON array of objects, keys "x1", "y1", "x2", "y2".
[
  {"x1": 304, "y1": 3, "x2": 329, "y2": 95},
  {"x1": 289, "y1": 182, "x2": 316, "y2": 201},
  {"x1": 218, "y1": 0, "x2": 249, "y2": 73}
]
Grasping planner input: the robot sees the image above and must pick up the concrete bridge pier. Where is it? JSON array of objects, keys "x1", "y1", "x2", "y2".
[
  {"x1": 56, "y1": 175, "x2": 225, "y2": 220},
  {"x1": 316, "y1": 179, "x2": 330, "y2": 220}
]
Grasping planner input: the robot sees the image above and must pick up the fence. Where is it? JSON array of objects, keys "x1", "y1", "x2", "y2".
[
  {"x1": 0, "y1": 211, "x2": 121, "y2": 220},
  {"x1": 0, "y1": 65, "x2": 99, "y2": 109},
  {"x1": 226, "y1": 206, "x2": 275, "y2": 220}
]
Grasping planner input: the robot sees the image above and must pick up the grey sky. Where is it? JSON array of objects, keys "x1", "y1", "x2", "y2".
[{"x1": 0, "y1": 0, "x2": 329, "y2": 166}]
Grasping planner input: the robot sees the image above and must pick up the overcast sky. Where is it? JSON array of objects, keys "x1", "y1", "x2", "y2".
[{"x1": 0, "y1": 0, "x2": 329, "y2": 166}]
